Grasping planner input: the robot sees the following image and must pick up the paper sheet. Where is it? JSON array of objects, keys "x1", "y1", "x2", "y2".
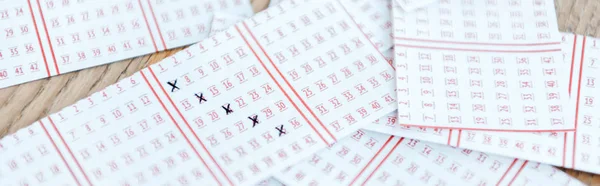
[
  {"x1": 274, "y1": 130, "x2": 584, "y2": 186},
  {"x1": 368, "y1": 32, "x2": 579, "y2": 167},
  {"x1": 269, "y1": 0, "x2": 393, "y2": 51},
  {"x1": 0, "y1": 0, "x2": 253, "y2": 89},
  {"x1": 209, "y1": 12, "x2": 247, "y2": 36},
  {"x1": 393, "y1": 0, "x2": 573, "y2": 131},
  {"x1": 368, "y1": 33, "x2": 600, "y2": 175},
  {"x1": 0, "y1": 0, "x2": 397, "y2": 185}
]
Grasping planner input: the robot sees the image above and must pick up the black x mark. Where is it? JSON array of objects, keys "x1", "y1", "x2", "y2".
[
  {"x1": 167, "y1": 79, "x2": 180, "y2": 92},
  {"x1": 248, "y1": 115, "x2": 259, "y2": 127},
  {"x1": 276, "y1": 125, "x2": 286, "y2": 137},
  {"x1": 195, "y1": 93, "x2": 207, "y2": 104},
  {"x1": 222, "y1": 103, "x2": 233, "y2": 115}
]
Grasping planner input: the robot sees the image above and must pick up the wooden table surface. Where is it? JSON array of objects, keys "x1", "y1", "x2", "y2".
[{"x1": 1, "y1": 0, "x2": 599, "y2": 185}]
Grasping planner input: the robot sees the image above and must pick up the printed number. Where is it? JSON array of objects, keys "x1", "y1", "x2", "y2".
[
  {"x1": 0, "y1": 69, "x2": 6, "y2": 79},
  {"x1": 112, "y1": 109, "x2": 123, "y2": 119},
  {"x1": 30, "y1": 63, "x2": 39, "y2": 71},
  {"x1": 14, "y1": 66, "x2": 23, "y2": 76},
  {"x1": 140, "y1": 95, "x2": 151, "y2": 105},
  {"x1": 153, "y1": 114, "x2": 164, "y2": 124}
]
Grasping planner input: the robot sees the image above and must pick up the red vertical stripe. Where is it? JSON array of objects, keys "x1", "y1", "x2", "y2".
[
  {"x1": 572, "y1": 36, "x2": 587, "y2": 168},
  {"x1": 506, "y1": 160, "x2": 528, "y2": 186},
  {"x1": 568, "y1": 35, "x2": 578, "y2": 94},
  {"x1": 241, "y1": 22, "x2": 337, "y2": 142},
  {"x1": 26, "y1": 0, "x2": 51, "y2": 77},
  {"x1": 47, "y1": 117, "x2": 92, "y2": 185},
  {"x1": 39, "y1": 120, "x2": 82, "y2": 185},
  {"x1": 359, "y1": 137, "x2": 404, "y2": 186},
  {"x1": 234, "y1": 25, "x2": 330, "y2": 146},
  {"x1": 456, "y1": 130, "x2": 462, "y2": 147},
  {"x1": 348, "y1": 136, "x2": 396, "y2": 185},
  {"x1": 146, "y1": 67, "x2": 233, "y2": 185},
  {"x1": 496, "y1": 159, "x2": 519, "y2": 186},
  {"x1": 35, "y1": 0, "x2": 60, "y2": 75},
  {"x1": 563, "y1": 34, "x2": 578, "y2": 168},
  {"x1": 447, "y1": 129, "x2": 453, "y2": 145},
  {"x1": 145, "y1": 0, "x2": 167, "y2": 50},
  {"x1": 137, "y1": 0, "x2": 159, "y2": 52}
]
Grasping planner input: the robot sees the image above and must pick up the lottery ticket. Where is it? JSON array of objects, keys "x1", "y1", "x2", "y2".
[
  {"x1": 0, "y1": 0, "x2": 253, "y2": 89},
  {"x1": 393, "y1": 0, "x2": 573, "y2": 131},
  {"x1": 368, "y1": 33, "x2": 600, "y2": 175}
]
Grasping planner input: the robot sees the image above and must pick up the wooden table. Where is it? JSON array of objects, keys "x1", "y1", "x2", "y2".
[{"x1": 0, "y1": 0, "x2": 599, "y2": 184}]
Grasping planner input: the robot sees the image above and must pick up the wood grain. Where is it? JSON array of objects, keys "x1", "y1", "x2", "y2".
[{"x1": 0, "y1": 0, "x2": 598, "y2": 185}]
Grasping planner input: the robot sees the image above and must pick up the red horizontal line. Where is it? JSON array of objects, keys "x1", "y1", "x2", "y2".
[
  {"x1": 398, "y1": 124, "x2": 575, "y2": 132},
  {"x1": 395, "y1": 37, "x2": 561, "y2": 46},
  {"x1": 395, "y1": 44, "x2": 561, "y2": 53}
]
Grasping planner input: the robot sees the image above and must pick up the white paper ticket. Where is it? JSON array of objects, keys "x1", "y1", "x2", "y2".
[
  {"x1": 274, "y1": 130, "x2": 584, "y2": 186},
  {"x1": 0, "y1": 0, "x2": 397, "y2": 185},
  {"x1": 393, "y1": 0, "x2": 573, "y2": 131},
  {"x1": 369, "y1": 33, "x2": 600, "y2": 175},
  {"x1": 0, "y1": 0, "x2": 253, "y2": 89},
  {"x1": 368, "y1": 32, "x2": 581, "y2": 167}
]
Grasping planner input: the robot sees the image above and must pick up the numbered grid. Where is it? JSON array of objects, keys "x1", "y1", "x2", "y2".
[
  {"x1": 44, "y1": 73, "x2": 221, "y2": 185},
  {"x1": 393, "y1": 0, "x2": 571, "y2": 131},
  {"x1": 0, "y1": 0, "x2": 51, "y2": 87}
]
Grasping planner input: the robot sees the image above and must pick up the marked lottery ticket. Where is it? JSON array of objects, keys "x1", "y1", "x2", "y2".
[
  {"x1": 0, "y1": 0, "x2": 397, "y2": 185},
  {"x1": 393, "y1": 0, "x2": 573, "y2": 131},
  {"x1": 274, "y1": 130, "x2": 584, "y2": 186},
  {"x1": 0, "y1": 0, "x2": 253, "y2": 89}
]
